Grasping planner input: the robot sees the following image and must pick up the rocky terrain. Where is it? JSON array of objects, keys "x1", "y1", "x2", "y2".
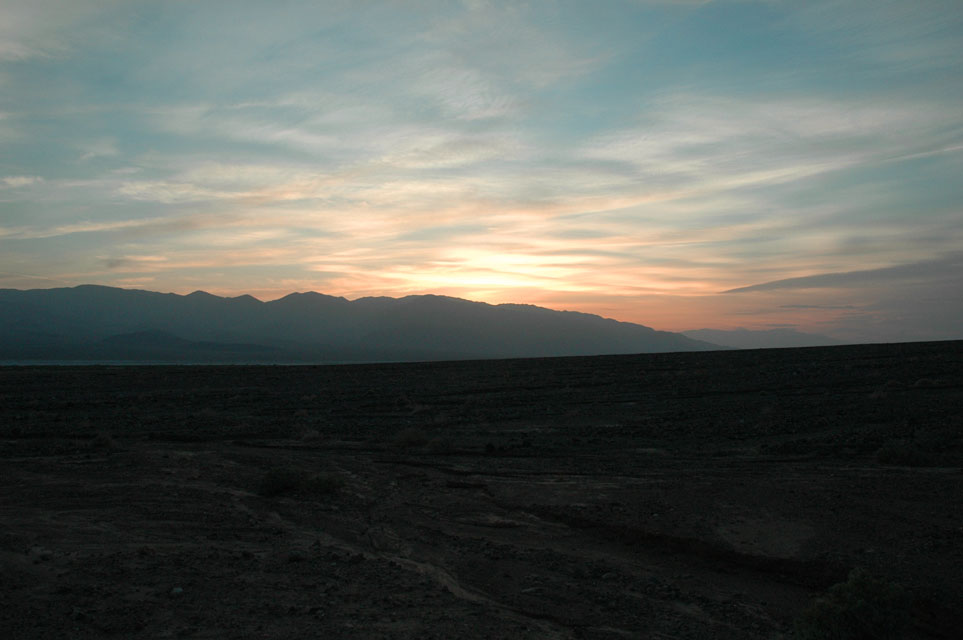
[{"x1": 1, "y1": 341, "x2": 961, "y2": 638}]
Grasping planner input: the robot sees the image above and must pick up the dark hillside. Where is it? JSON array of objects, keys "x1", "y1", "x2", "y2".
[{"x1": 0, "y1": 285, "x2": 716, "y2": 362}]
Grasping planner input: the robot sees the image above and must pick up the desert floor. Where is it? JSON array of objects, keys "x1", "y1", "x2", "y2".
[{"x1": 2, "y1": 341, "x2": 961, "y2": 638}]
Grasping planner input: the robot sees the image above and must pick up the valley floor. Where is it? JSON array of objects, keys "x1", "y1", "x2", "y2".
[{"x1": 1, "y1": 342, "x2": 961, "y2": 638}]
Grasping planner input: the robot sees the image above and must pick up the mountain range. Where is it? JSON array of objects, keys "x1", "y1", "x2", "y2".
[
  {"x1": 0, "y1": 285, "x2": 719, "y2": 363},
  {"x1": 682, "y1": 328, "x2": 843, "y2": 350}
]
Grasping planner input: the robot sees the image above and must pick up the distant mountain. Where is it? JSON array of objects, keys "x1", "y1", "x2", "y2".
[
  {"x1": 682, "y1": 328, "x2": 843, "y2": 350},
  {"x1": 101, "y1": 329, "x2": 279, "y2": 359},
  {"x1": 0, "y1": 285, "x2": 717, "y2": 363}
]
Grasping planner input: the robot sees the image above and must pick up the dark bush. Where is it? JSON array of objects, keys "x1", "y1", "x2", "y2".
[
  {"x1": 876, "y1": 441, "x2": 941, "y2": 467},
  {"x1": 794, "y1": 568, "x2": 911, "y2": 640},
  {"x1": 258, "y1": 467, "x2": 343, "y2": 498},
  {"x1": 302, "y1": 472, "x2": 344, "y2": 495},
  {"x1": 90, "y1": 431, "x2": 118, "y2": 452},
  {"x1": 391, "y1": 427, "x2": 428, "y2": 449},
  {"x1": 426, "y1": 435, "x2": 454, "y2": 454},
  {"x1": 258, "y1": 467, "x2": 303, "y2": 497}
]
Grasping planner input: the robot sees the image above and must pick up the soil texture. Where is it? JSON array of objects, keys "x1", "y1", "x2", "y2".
[{"x1": 1, "y1": 341, "x2": 962, "y2": 638}]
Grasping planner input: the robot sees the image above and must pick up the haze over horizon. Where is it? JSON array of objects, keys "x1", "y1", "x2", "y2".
[{"x1": 2, "y1": 1, "x2": 961, "y2": 345}]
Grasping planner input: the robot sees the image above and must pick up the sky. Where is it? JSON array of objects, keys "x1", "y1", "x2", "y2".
[{"x1": 1, "y1": 0, "x2": 961, "y2": 343}]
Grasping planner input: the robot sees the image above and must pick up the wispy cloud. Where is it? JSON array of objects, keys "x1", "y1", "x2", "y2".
[
  {"x1": 79, "y1": 138, "x2": 119, "y2": 161},
  {"x1": 103, "y1": 255, "x2": 168, "y2": 270},
  {"x1": 580, "y1": 94, "x2": 961, "y2": 198},
  {"x1": 1, "y1": 0, "x2": 962, "y2": 343},
  {"x1": 0, "y1": 0, "x2": 115, "y2": 61},
  {"x1": 2, "y1": 212, "x2": 229, "y2": 240},
  {"x1": 725, "y1": 253, "x2": 963, "y2": 293},
  {"x1": 1, "y1": 175, "x2": 43, "y2": 187},
  {"x1": 780, "y1": 304, "x2": 858, "y2": 310},
  {"x1": 789, "y1": 0, "x2": 963, "y2": 73}
]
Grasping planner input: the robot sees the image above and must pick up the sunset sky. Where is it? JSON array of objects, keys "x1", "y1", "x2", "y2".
[{"x1": 1, "y1": 0, "x2": 961, "y2": 343}]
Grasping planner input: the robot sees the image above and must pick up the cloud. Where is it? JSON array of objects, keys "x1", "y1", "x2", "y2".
[
  {"x1": 780, "y1": 304, "x2": 858, "y2": 310},
  {"x1": 4, "y1": 212, "x2": 224, "y2": 240},
  {"x1": 1, "y1": 1, "x2": 961, "y2": 343},
  {"x1": 0, "y1": 270, "x2": 75, "y2": 285},
  {"x1": 725, "y1": 253, "x2": 963, "y2": 293},
  {"x1": 418, "y1": 2, "x2": 605, "y2": 89},
  {"x1": 79, "y1": 138, "x2": 119, "y2": 160},
  {"x1": 789, "y1": 0, "x2": 963, "y2": 73},
  {"x1": 580, "y1": 94, "x2": 961, "y2": 198},
  {"x1": 112, "y1": 180, "x2": 231, "y2": 204},
  {"x1": 1, "y1": 175, "x2": 43, "y2": 187},
  {"x1": 0, "y1": 0, "x2": 114, "y2": 60},
  {"x1": 409, "y1": 62, "x2": 520, "y2": 121},
  {"x1": 103, "y1": 255, "x2": 167, "y2": 270}
]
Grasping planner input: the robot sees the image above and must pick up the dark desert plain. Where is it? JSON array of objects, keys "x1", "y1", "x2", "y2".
[
  {"x1": 4, "y1": 1, "x2": 963, "y2": 637},
  {"x1": 1, "y1": 341, "x2": 962, "y2": 639}
]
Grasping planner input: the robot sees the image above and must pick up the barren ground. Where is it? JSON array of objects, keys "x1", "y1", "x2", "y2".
[{"x1": 1, "y1": 341, "x2": 962, "y2": 638}]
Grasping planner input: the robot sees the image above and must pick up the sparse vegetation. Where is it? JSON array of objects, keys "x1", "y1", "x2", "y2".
[
  {"x1": 2, "y1": 342, "x2": 962, "y2": 639},
  {"x1": 794, "y1": 568, "x2": 911, "y2": 640},
  {"x1": 301, "y1": 472, "x2": 345, "y2": 495},
  {"x1": 391, "y1": 427, "x2": 428, "y2": 449},
  {"x1": 258, "y1": 466, "x2": 343, "y2": 498},
  {"x1": 763, "y1": 438, "x2": 817, "y2": 455},
  {"x1": 427, "y1": 435, "x2": 454, "y2": 454},
  {"x1": 876, "y1": 440, "x2": 942, "y2": 467},
  {"x1": 258, "y1": 467, "x2": 302, "y2": 497},
  {"x1": 90, "y1": 430, "x2": 118, "y2": 452}
]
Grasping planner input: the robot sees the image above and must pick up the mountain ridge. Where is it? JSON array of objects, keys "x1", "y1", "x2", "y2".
[
  {"x1": 682, "y1": 327, "x2": 843, "y2": 350},
  {"x1": 0, "y1": 285, "x2": 718, "y2": 363}
]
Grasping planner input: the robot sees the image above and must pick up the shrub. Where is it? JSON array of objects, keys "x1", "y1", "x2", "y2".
[
  {"x1": 391, "y1": 427, "x2": 428, "y2": 449},
  {"x1": 90, "y1": 431, "x2": 118, "y2": 452},
  {"x1": 794, "y1": 568, "x2": 911, "y2": 640},
  {"x1": 427, "y1": 435, "x2": 455, "y2": 454},
  {"x1": 258, "y1": 466, "x2": 303, "y2": 497},
  {"x1": 876, "y1": 441, "x2": 941, "y2": 467},
  {"x1": 302, "y1": 472, "x2": 344, "y2": 495},
  {"x1": 258, "y1": 467, "x2": 343, "y2": 498}
]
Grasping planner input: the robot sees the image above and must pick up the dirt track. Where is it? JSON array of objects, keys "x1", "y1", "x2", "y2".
[{"x1": 2, "y1": 342, "x2": 962, "y2": 638}]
